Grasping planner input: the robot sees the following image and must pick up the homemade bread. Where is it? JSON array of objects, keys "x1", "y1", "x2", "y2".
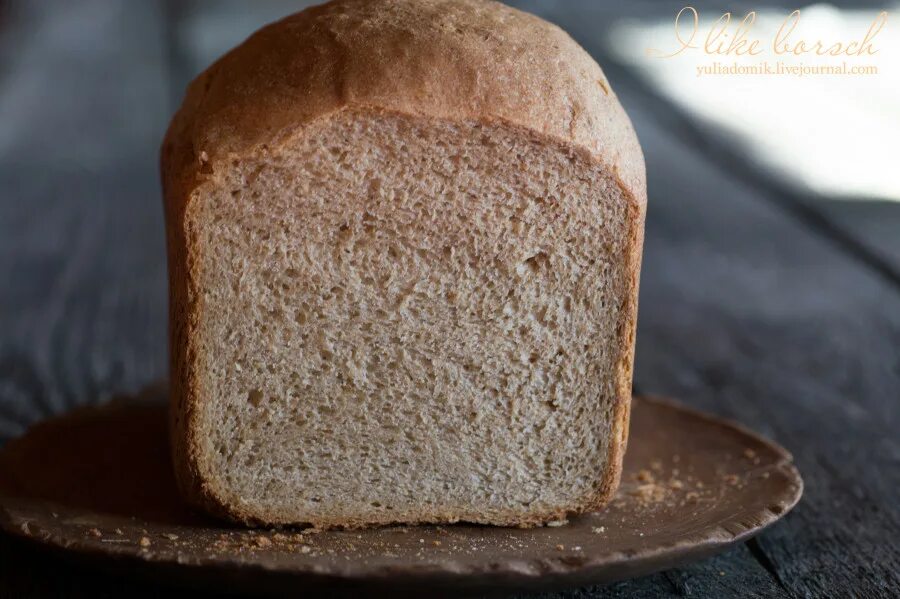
[{"x1": 161, "y1": 0, "x2": 646, "y2": 528}]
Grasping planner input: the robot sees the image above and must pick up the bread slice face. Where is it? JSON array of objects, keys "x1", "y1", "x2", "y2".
[
  {"x1": 175, "y1": 111, "x2": 639, "y2": 527},
  {"x1": 162, "y1": 0, "x2": 646, "y2": 529}
]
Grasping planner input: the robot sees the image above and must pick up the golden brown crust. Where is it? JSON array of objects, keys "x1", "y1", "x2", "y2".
[
  {"x1": 162, "y1": 0, "x2": 645, "y2": 209},
  {"x1": 161, "y1": 0, "x2": 646, "y2": 528}
]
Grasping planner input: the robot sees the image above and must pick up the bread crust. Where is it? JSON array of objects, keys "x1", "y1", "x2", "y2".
[{"x1": 161, "y1": 0, "x2": 646, "y2": 528}]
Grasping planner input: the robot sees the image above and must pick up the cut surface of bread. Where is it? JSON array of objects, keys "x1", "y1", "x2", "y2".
[
  {"x1": 187, "y1": 113, "x2": 636, "y2": 526},
  {"x1": 162, "y1": 0, "x2": 646, "y2": 529}
]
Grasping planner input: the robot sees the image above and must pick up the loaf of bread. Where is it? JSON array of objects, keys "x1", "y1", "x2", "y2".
[{"x1": 161, "y1": 0, "x2": 646, "y2": 528}]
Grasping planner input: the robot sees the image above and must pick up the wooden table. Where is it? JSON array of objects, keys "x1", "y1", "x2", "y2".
[{"x1": 1, "y1": 1, "x2": 897, "y2": 596}]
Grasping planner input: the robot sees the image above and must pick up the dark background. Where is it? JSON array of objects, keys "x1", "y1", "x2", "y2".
[{"x1": 1, "y1": 1, "x2": 898, "y2": 597}]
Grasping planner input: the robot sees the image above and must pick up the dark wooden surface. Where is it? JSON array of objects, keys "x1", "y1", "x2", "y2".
[{"x1": 1, "y1": 1, "x2": 897, "y2": 597}]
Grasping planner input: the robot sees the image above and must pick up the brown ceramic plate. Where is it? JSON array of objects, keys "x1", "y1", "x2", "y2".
[{"x1": 0, "y1": 388, "x2": 801, "y2": 597}]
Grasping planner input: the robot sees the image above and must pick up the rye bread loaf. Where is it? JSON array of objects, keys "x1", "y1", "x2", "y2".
[{"x1": 161, "y1": 0, "x2": 646, "y2": 529}]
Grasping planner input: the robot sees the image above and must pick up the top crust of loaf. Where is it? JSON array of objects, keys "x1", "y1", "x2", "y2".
[
  {"x1": 161, "y1": 0, "x2": 647, "y2": 527},
  {"x1": 162, "y1": 0, "x2": 645, "y2": 208}
]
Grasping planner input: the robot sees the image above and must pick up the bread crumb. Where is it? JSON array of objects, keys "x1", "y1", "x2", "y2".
[
  {"x1": 115, "y1": 528, "x2": 123, "y2": 535},
  {"x1": 139, "y1": 537, "x2": 151, "y2": 548},
  {"x1": 88, "y1": 528, "x2": 102, "y2": 538},
  {"x1": 724, "y1": 474, "x2": 740, "y2": 485},
  {"x1": 254, "y1": 535, "x2": 272, "y2": 548},
  {"x1": 630, "y1": 483, "x2": 667, "y2": 504},
  {"x1": 591, "y1": 526, "x2": 606, "y2": 534},
  {"x1": 546, "y1": 519, "x2": 568, "y2": 527},
  {"x1": 635, "y1": 469, "x2": 654, "y2": 483},
  {"x1": 163, "y1": 533, "x2": 179, "y2": 541},
  {"x1": 555, "y1": 544, "x2": 565, "y2": 551},
  {"x1": 432, "y1": 540, "x2": 442, "y2": 547},
  {"x1": 300, "y1": 545, "x2": 312, "y2": 554}
]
